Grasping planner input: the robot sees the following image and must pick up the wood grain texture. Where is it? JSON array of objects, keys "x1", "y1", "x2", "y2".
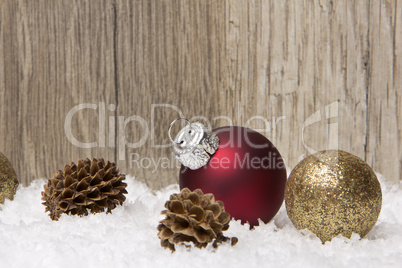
[{"x1": 0, "y1": 0, "x2": 400, "y2": 188}]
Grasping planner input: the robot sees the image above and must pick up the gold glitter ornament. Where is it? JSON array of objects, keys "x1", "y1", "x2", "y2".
[
  {"x1": 285, "y1": 150, "x2": 382, "y2": 243},
  {"x1": 0, "y1": 152, "x2": 19, "y2": 204}
]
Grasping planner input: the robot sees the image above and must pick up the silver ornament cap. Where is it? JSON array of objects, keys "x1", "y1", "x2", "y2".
[{"x1": 168, "y1": 119, "x2": 219, "y2": 170}]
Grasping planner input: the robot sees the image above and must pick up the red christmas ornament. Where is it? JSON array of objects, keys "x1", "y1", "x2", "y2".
[{"x1": 169, "y1": 120, "x2": 287, "y2": 227}]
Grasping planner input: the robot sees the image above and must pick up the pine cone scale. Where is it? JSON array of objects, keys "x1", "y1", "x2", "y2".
[
  {"x1": 64, "y1": 165, "x2": 73, "y2": 176},
  {"x1": 217, "y1": 212, "x2": 230, "y2": 225},
  {"x1": 168, "y1": 200, "x2": 185, "y2": 214},
  {"x1": 93, "y1": 170, "x2": 105, "y2": 181},
  {"x1": 77, "y1": 168, "x2": 87, "y2": 180},
  {"x1": 90, "y1": 161, "x2": 100, "y2": 176},
  {"x1": 104, "y1": 167, "x2": 116, "y2": 181},
  {"x1": 61, "y1": 188, "x2": 74, "y2": 199},
  {"x1": 64, "y1": 175, "x2": 75, "y2": 188},
  {"x1": 189, "y1": 206, "x2": 205, "y2": 222}
]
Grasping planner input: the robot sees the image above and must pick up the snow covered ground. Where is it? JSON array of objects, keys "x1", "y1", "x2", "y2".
[{"x1": 0, "y1": 174, "x2": 401, "y2": 268}]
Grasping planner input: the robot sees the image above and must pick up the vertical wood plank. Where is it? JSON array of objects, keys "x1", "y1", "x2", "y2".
[
  {"x1": 114, "y1": 0, "x2": 229, "y2": 188},
  {"x1": 395, "y1": 0, "x2": 402, "y2": 180},
  {"x1": 367, "y1": 0, "x2": 399, "y2": 181},
  {"x1": 0, "y1": 0, "x2": 117, "y2": 185}
]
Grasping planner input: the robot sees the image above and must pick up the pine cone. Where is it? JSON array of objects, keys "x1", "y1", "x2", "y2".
[
  {"x1": 157, "y1": 188, "x2": 238, "y2": 251},
  {"x1": 41, "y1": 158, "x2": 127, "y2": 220}
]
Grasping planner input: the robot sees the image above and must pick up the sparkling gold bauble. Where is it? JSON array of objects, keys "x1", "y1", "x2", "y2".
[
  {"x1": 285, "y1": 150, "x2": 382, "y2": 243},
  {"x1": 0, "y1": 152, "x2": 19, "y2": 204}
]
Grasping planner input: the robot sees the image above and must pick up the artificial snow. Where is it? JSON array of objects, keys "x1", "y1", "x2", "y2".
[{"x1": 0, "y1": 173, "x2": 401, "y2": 268}]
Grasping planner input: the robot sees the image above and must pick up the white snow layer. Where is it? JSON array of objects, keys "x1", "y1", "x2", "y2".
[{"x1": 0, "y1": 173, "x2": 401, "y2": 268}]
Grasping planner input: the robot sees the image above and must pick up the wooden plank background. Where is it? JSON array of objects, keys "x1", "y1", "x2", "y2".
[{"x1": 0, "y1": 0, "x2": 400, "y2": 189}]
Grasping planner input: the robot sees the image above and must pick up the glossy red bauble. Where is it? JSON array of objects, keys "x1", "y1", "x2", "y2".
[{"x1": 179, "y1": 126, "x2": 287, "y2": 227}]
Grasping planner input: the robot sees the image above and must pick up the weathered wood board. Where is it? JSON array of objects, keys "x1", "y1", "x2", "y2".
[{"x1": 0, "y1": 0, "x2": 400, "y2": 188}]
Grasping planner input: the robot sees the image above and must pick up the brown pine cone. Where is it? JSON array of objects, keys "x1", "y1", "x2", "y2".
[
  {"x1": 157, "y1": 188, "x2": 238, "y2": 251},
  {"x1": 41, "y1": 158, "x2": 127, "y2": 220}
]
